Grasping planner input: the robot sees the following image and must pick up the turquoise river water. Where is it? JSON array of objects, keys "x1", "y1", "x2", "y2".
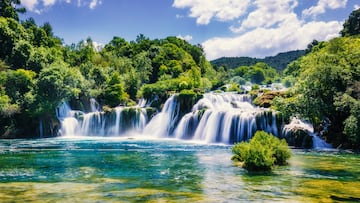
[{"x1": 0, "y1": 137, "x2": 359, "y2": 202}]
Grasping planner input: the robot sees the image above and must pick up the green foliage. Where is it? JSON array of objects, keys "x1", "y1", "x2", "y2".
[
  {"x1": 226, "y1": 83, "x2": 240, "y2": 92},
  {"x1": 343, "y1": 115, "x2": 360, "y2": 146},
  {"x1": 281, "y1": 75, "x2": 296, "y2": 87},
  {"x1": 101, "y1": 72, "x2": 129, "y2": 107},
  {"x1": 36, "y1": 62, "x2": 87, "y2": 113},
  {"x1": 341, "y1": 8, "x2": 360, "y2": 37},
  {"x1": 139, "y1": 78, "x2": 185, "y2": 101},
  {"x1": 0, "y1": 8, "x2": 220, "y2": 137},
  {"x1": 133, "y1": 51, "x2": 152, "y2": 84},
  {"x1": 227, "y1": 62, "x2": 279, "y2": 85},
  {"x1": 336, "y1": 94, "x2": 360, "y2": 147},
  {"x1": 0, "y1": 17, "x2": 28, "y2": 59},
  {"x1": 3, "y1": 69, "x2": 36, "y2": 107},
  {"x1": 10, "y1": 40, "x2": 34, "y2": 68},
  {"x1": 124, "y1": 68, "x2": 140, "y2": 101},
  {"x1": 0, "y1": 0, "x2": 26, "y2": 21},
  {"x1": 232, "y1": 131, "x2": 291, "y2": 172},
  {"x1": 211, "y1": 50, "x2": 305, "y2": 71},
  {"x1": 0, "y1": 90, "x2": 19, "y2": 117},
  {"x1": 248, "y1": 65, "x2": 266, "y2": 84},
  {"x1": 276, "y1": 36, "x2": 360, "y2": 148}
]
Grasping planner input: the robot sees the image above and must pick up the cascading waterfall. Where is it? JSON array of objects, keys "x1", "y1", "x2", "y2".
[
  {"x1": 57, "y1": 100, "x2": 148, "y2": 137},
  {"x1": 57, "y1": 93, "x2": 332, "y2": 148},
  {"x1": 56, "y1": 101, "x2": 81, "y2": 136},
  {"x1": 174, "y1": 93, "x2": 279, "y2": 143},
  {"x1": 90, "y1": 98, "x2": 100, "y2": 112},
  {"x1": 143, "y1": 95, "x2": 179, "y2": 137},
  {"x1": 283, "y1": 118, "x2": 332, "y2": 149}
]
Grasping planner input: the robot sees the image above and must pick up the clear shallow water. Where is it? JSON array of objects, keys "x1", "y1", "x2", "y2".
[{"x1": 0, "y1": 138, "x2": 359, "y2": 202}]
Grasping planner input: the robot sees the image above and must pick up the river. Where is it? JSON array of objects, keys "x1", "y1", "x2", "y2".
[{"x1": 0, "y1": 137, "x2": 359, "y2": 202}]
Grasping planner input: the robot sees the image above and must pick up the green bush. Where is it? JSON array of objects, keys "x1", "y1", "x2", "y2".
[{"x1": 232, "y1": 131, "x2": 291, "y2": 172}]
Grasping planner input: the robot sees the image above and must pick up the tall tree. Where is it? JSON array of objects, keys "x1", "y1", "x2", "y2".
[
  {"x1": 0, "y1": 0, "x2": 25, "y2": 21},
  {"x1": 341, "y1": 8, "x2": 360, "y2": 37}
]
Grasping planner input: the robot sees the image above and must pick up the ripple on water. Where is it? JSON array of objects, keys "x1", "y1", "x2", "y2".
[{"x1": 0, "y1": 138, "x2": 359, "y2": 202}]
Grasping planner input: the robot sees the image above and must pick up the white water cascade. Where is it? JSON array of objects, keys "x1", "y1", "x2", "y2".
[
  {"x1": 56, "y1": 101, "x2": 81, "y2": 136},
  {"x1": 57, "y1": 93, "x2": 332, "y2": 148},
  {"x1": 173, "y1": 93, "x2": 279, "y2": 143},
  {"x1": 57, "y1": 100, "x2": 148, "y2": 137},
  {"x1": 283, "y1": 118, "x2": 332, "y2": 149},
  {"x1": 143, "y1": 95, "x2": 179, "y2": 137}
]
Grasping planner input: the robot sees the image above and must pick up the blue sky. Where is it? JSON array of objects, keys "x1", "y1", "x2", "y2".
[{"x1": 20, "y1": 0, "x2": 359, "y2": 60}]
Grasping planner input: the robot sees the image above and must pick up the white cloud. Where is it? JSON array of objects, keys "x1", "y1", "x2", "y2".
[
  {"x1": 172, "y1": 0, "x2": 345, "y2": 60},
  {"x1": 203, "y1": 19, "x2": 342, "y2": 60},
  {"x1": 92, "y1": 41, "x2": 104, "y2": 51},
  {"x1": 302, "y1": 0, "x2": 347, "y2": 18},
  {"x1": 21, "y1": 0, "x2": 38, "y2": 11},
  {"x1": 21, "y1": 0, "x2": 102, "y2": 13},
  {"x1": 43, "y1": 0, "x2": 56, "y2": 7},
  {"x1": 172, "y1": 0, "x2": 251, "y2": 25},
  {"x1": 89, "y1": 0, "x2": 102, "y2": 9},
  {"x1": 231, "y1": 0, "x2": 298, "y2": 32},
  {"x1": 177, "y1": 34, "x2": 193, "y2": 41},
  {"x1": 355, "y1": 4, "x2": 360, "y2": 10}
]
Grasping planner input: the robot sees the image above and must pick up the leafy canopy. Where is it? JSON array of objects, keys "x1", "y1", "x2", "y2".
[{"x1": 232, "y1": 131, "x2": 291, "y2": 172}]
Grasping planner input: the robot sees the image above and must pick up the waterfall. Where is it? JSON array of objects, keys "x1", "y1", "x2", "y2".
[
  {"x1": 90, "y1": 98, "x2": 100, "y2": 112},
  {"x1": 57, "y1": 100, "x2": 148, "y2": 137},
  {"x1": 283, "y1": 118, "x2": 332, "y2": 149},
  {"x1": 56, "y1": 93, "x2": 331, "y2": 148},
  {"x1": 174, "y1": 93, "x2": 279, "y2": 143},
  {"x1": 56, "y1": 101, "x2": 72, "y2": 119},
  {"x1": 143, "y1": 95, "x2": 179, "y2": 137}
]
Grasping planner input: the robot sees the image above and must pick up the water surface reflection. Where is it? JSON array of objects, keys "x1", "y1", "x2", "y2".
[{"x1": 0, "y1": 138, "x2": 359, "y2": 202}]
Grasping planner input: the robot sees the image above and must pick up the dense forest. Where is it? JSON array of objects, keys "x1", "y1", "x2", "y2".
[
  {"x1": 211, "y1": 50, "x2": 306, "y2": 71},
  {"x1": 0, "y1": 1, "x2": 359, "y2": 149}
]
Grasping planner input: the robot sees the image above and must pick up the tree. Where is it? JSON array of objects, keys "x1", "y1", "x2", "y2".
[
  {"x1": 275, "y1": 36, "x2": 360, "y2": 148},
  {"x1": 0, "y1": 17, "x2": 28, "y2": 60},
  {"x1": 4, "y1": 69, "x2": 36, "y2": 106},
  {"x1": 247, "y1": 66, "x2": 265, "y2": 84},
  {"x1": 10, "y1": 40, "x2": 33, "y2": 68},
  {"x1": 188, "y1": 66, "x2": 201, "y2": 88},
  {"x1": 102, "y1": 72, "x2": 128, "y2": 107},
  {"x1": 341, "y1": 8, "x2": 360, "y2": 37},
  {"x1": 37, "y1": 63, "x2": 87, "y2": 113},
  {"x1": 124, "y1": 68, "x2": 140, "y2": 101},
  {"x1": 0, "y1": 59, "x2": 9, "y2": 71},
  {"x1": 232, "y1": 131, "x2": 291, "y2": 172},
  {"x1": 133, "y1": 51, "x2": 152, "y2": 84},
  {"x1": 0, "y1": 90, "x2": 19, "y2": 117},
  {"x1": 0, "y1": 0, "x2": 26, "y2": 21}
]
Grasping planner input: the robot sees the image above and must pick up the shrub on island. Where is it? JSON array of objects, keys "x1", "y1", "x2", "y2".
[{"x1": 232, "y1": 131, "x2": 291, "y2": 172}]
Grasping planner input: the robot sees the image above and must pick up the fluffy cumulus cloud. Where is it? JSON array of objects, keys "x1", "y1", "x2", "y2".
[
  {"x1": 21, "y1": 0, "x2": 102, "y2": 13},
  {"x1": 302, "y1": 0, "x2": 347, "y2": 18},
  {"x1": 230, "y1": 0, "x2": 298, "y2": 32},
  {"x1": 355, "y1": 4, "x2": 360, "y2": 10},
  {"x1": 173, "y1": 0, "x2": 347, "y2": 60},
  {"x1": 177, "y1": 34, "x2": 193, "y2": 42},
  {"x1": 172, "y1": 0, "x2": 251, "y2": 25},
  {"x1": 203, "y1": 20, "x2": 342, "y2": 59}
]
